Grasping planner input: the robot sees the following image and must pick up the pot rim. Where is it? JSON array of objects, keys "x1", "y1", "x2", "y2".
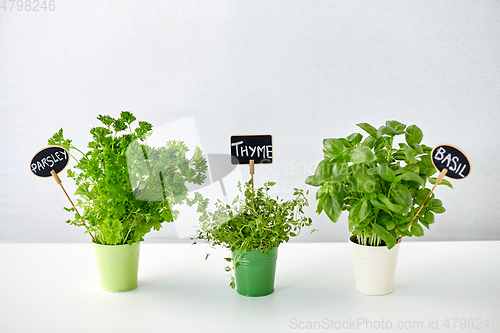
[
  {"x1": 348, "y1": 235, "x2": 402, "y2": 248},
  {"x1": 93, "y1": 242, "x2": 140, "y2": 248}
]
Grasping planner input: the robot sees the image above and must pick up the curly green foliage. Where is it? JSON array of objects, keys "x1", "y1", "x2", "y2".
[
  {"x1": 49, "y1": 111, "x2": 208, "y2": 245},
  {"x1": 306, "y1": 120, "x2": 452, "y2": 249},
  {"x1": 194, "y1": 180, "x2": 314, "y2": 288}
]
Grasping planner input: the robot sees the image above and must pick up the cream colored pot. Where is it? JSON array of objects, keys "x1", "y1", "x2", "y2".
[{"x1": 349, "y1": 235, "x2": 401, "y2": 295}]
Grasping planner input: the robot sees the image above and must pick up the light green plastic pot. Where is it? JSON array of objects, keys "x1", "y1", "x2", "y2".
[
  {"x1": 93, "y1": 242, "x2": 140, "y2": 292},
  {"x1": 231, "y1": 247, "x2": 278, "y2": 297}
]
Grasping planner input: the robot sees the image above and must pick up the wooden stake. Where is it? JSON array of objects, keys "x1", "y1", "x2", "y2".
[
  {"x1": 412, "y1": 168, "x2": 448, "y2": 222},
  {"x1": 51, "y1": 170, "x2": 96, "y2": 243},
  {"x1": 249, "y1": 159, "x2": 255, "y2": 190}
]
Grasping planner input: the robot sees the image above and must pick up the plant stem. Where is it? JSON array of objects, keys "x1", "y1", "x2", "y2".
[{"x1": 387, "y1": 136, "x2": 394, "y2": 163}]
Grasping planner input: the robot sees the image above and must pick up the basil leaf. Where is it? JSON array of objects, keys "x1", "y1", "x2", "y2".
[
  {"x1": 323, "y1": 138, "x2": 344, "y2": 157},
  {"x1": 305, "y1": 159, "x2": 332, "y2": 186},
  {"x1": 377, "y1": 164, "x2": 396, "y2": 182},
  {"x1": 386, "y1": 120, "x2": 406, "y2": 132},
  {"x1": 323, "y1": 194, "x2": 342, "y2": 222},
  {"x1": 377, "y1": 125, "x2": 396, "y2": 137},
  {"x1": 399, "y1": 171, "x2": 425, "y2": 186},
  {"x1": 372, "y1": 223, "x2": 397, "y2": 249},
  {"x1": 346, "y1": 132, "x2": 363, "y2": 145},
  {"x1": 410, "y1": 223, "x2": 424, "y2": 237},
  {"x1": 349, "y1": 199, "x2": 371, "y2": 223},
  {"x1": 377, "y1": 193, "x2": 403, "y2": 212},
  {"x1": 405, "y1": 124, "x2": 423, "y2": 145},
  {"x1": 390, "y1": 185, "x2": 412, "y2": 214},
  {"x1": 350, "y1": 146, "x2": 376, "y2": 164},
  {"x1": 356, "y1": 123, "x2": 378, "y2": 137},
  {"x1": 429, "y1": 177, "x2": 453, "y2": 189}
]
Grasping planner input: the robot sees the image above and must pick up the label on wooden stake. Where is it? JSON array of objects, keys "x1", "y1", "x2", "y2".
[
  {"x1": 431, "y1": 144, "x2": 471, "y2": 180},
  {"x1": 30, "y1": 146, "x2": 70, "y2": 177},
  {"x1": 230, "y1": 135, "x2": 273, "y2": 165}
]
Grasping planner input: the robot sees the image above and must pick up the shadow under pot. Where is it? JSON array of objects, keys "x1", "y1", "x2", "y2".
[
  {"x1": 349, "y1": 235, "x2": 401, "y2": 296},
  {"x1": 231, "y1": 247, "x2": 278, "y2": 297},
  {"x1": 93, "y1": 242, "x2": 140, "y2": 292}
]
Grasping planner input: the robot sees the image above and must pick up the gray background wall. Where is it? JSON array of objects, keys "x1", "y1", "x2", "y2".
[{"x1": 1, "y1": 0, "x2": 499, "y2": 243}]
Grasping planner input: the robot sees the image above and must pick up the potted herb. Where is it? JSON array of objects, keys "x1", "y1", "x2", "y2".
[
  {"x1": 48, "y1": 111, "x2": 207, "y2": 292},
  {"x1": 194, "y1": 180, "x2": 314, "y2": 297},
  {"x1": 305, "y1": 120, "x2": 451, "y2": 295}
]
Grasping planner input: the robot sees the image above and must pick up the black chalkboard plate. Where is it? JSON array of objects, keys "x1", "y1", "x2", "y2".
[
  {"x1": 431, "y1": 144, "x2": 471, "y2": 180},
  {"x1": 230, "y1": 135, "x2": 273, "y2": 165},
  {"x1": 30, "y1": 145, "x2": 70, "y2": 178}
]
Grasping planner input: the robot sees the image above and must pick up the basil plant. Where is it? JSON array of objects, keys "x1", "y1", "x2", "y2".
[{"x1": 305, "y1": 120, "x2": 452, "y2": 249}]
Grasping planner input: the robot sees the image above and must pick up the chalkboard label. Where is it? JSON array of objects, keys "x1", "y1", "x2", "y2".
[
  {"x1": 431, "y1": 144, "x2": 470, "y2": 179},
  {"x1": 30, "y1": 146, "x2": 70, "y2": 178},
  {"x1": 230, "y1": 135, "x2": 273, "y2": 165}
]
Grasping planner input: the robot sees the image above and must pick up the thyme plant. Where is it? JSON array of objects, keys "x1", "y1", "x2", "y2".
[{"x1": 194, "y1": 180, "x2": 314, "y2": 288}]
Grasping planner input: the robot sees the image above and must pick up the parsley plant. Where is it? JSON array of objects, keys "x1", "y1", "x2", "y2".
[{"x1": 48, "y1": 111, "x2": 208, "y2": 245}]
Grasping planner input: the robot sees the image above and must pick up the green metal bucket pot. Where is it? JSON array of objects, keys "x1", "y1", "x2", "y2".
[
  {"x1": 93, "y1": 242, "x2": 140, "y2": 292},
  {"x1": 232, "y1": 247, "x2": 278, "y2": 297}
]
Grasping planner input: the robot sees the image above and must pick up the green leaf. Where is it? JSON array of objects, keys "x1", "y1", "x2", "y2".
[
  {"x1": 386, "y1": 120, "x2": 406, "y2": 132},
  {"x1": 316, "y1": 195, "x2": 324, "y2": 215},
  {"x1": 329, "y1": 184, "x2": 345, "y2": 203},
  {"x1": 135, "y1": 121, "x2": 153, "y2": 136},
  {"x1": 120, "y1": 111, "x2": 136, "y2": 124},
  {"x1": 353, "y1": 165, "x2": 377, "y2": 193},
  {"x1": 315, "y1": 185, "x2": 327, "y2": 200},
  {"x1": 323, "y1": 194, "x2": 342, "y2": 222},
  {"x1": 410, "y1": 223, "x2": 424, "y2": 237},
  {"x1": 377, "y1": 193, "x2": 403, "y2": 212},
  {"x1": 332, "y1": 163, "x2": 348, "y2": 182},
  {"x1": 399, "y1": 143, "x2": 415, "y2": 162},
  {"x1": 97, "y1": 115, "x2": 114, "y2": 127},
  {"x1": 349, "y1": 199, "x2": 370, "y2": 223},
  {"x1": 323, "y1": 138, "x2": 344, "y2": 157},
  {"x1": 305, "y1": 175, "x2": 321, "y2": 187},
  {"x1": 377, "y1": 211, "x2": 396, "y2": 230},
  {"x1": 429, "y1": 177, "x2": 453, "y2": 189},
  {"x1": 356, "y1": 123, "x2": 378, "y2": 137},
  {"x1": 361, "y1": 135, "x2": 377, "y2": 148},
  {"x1": 377, "y1": 164, "x2": 396, "y2": 182},
  {"x1": 346, "y1": 133, "x2": 363, "y2": 145},
  {"x1": 305, "y1": 159, "x2": 332, "y2": 186},
  {"x1": 160, "y1": 209, "x2": 173, "y2": 222},
  {"x1": 399, "y1": 171, "x2": 425, "y2": 186},
  {"x1": 377, "y1": 126, "x2": 396, "y2": 137},
  {"x1": 112, "y1": 118, "x2": 127, "y2": 132},
  {"x1": 429, "y1": 198, "x2": 446, "y2": 214},
  {"x1": 390, "y1": 185, "x2": 412, "y2": 214},
  {"x1": 405, "y1": 125, "x2": 423, "y2": 145},
  {"x1": 338, "y1": 138, "x2": 353, "y2": 148},
  {"x1": 372, "y1": 223, "x2": 397, "y2": 249},
  {"x1": 413, "y1": 143, "x2": 423, "y2": 154},
  {"x1": 350, "y1": 146, "x2": 376, "y2": 164},
  {"x1": 419, "y1": 211, "x2": 435, "y2": 228},
  {"x1": 370, "y1": 197, "x2": 390, "y2": 213}
]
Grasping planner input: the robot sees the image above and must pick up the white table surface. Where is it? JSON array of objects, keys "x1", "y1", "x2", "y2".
[{"x1": 1, "y1": 241, "x2": 499, "y2": 333}]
